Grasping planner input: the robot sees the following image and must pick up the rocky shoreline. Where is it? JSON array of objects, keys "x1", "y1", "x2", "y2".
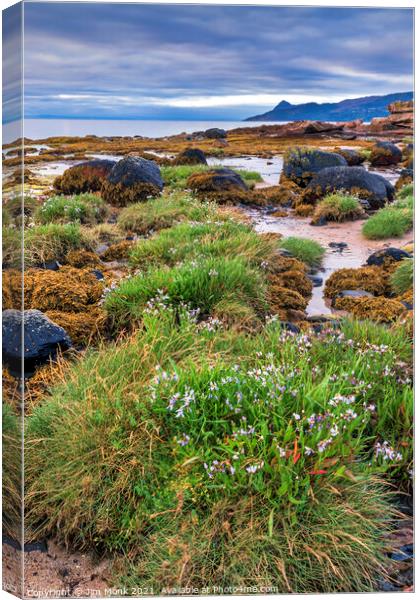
[{"x1": 2, "y1": 100, "x2": 413, "y2": 594}]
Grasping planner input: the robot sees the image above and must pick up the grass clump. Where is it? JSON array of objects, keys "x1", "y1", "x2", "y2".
[
  {"x1": 2, "y1": 227, "x2": 21, "y2": 268},
  {"x1": 129, "y1": 220, "x2": 277, "y2": 270},
  {"x1": 279, "y1": 236, "x2": 325, "y2": 268},
  {"x1": 390, "y1": 258, "x2": 414, "y2": 295},
  {"x1": 35, "y1": 193, "x2": 107, "y2": 225},
  {"x1": 25, "y1": 314, "x2": 411, "y2": 591},
  {"x1": 312, "y1": 192, "x2": 364, "y2": 223},
  {"x1": 118, "y1": 192, "x2": 215, "y2": 234},
  {"x1": 104, "y1": 256, "x2": 267, "y2": 328},
  {"x1": 161, "y1": 164, "x2": 262, "y2": 190},
  {"x1": 362, "y1": 186, "x2": 413, "y2": 240},
  {"x1": 24, "y1": 223, "x2": 92, "y2": 266},
  {"x1": 362, "y1": 207, "x2": 413, "y2": 240}
]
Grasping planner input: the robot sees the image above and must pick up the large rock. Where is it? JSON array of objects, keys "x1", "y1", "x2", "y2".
[
  {"x1": 366, "y1": 248, "x2": 411, "y2": 267},
  {"x1": 370, "y1": 142, "x2": 402, "y2": 167},
  {"x1": 101, "y1": 156, "x2": 163, "y2": 206},
  {"x1": 203, "y1": 128, "x2": 227, "y2": 139},
  {"x1": 336, "y1": 148, "x2": 365, "y2": 166},
  {"x1": 54, "y1": 159, "x2": 116, "y2": 194},
  {"x1": 187, "y1": 168, "x2": 248, "y2": 193},
  {"x1": 282, "y1": 148, "x2": 347, "y2": 187},
  {"x1": 173, "y1": 148, "x2": 207, "y2": 165},
  {"x1": 2, "y1": 309, "x2": 72, "y2": 376},
  {"x1": 303, "y1": 166, "x2": 394, "y2": 209}
]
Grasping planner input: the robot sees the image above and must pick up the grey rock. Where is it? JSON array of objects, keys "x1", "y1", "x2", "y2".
[{"x1": 2, "y1": 309, "x2": 72, "y2": 376}]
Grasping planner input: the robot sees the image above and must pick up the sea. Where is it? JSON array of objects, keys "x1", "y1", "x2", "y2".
[{"x1": 3, "y1": 119, "x2": 283, "y2": 144}]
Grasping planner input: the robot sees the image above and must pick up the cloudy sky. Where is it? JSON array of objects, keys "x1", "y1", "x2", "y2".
[{"x1": 6, "y1": 2, "x2": 415, "y2": 121}]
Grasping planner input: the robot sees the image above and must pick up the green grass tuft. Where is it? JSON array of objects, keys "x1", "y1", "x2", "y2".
[
  {"x1": 118, "y1": 192, "x2": 215, "y2": 234},
  {"x1": 279, "y1": 236, "x2": 325, "y2": 267},
  {"x1": 129, "y1": 220, "x2": 277, "y2": 270},
  {"x1": 362, "y1": 186, "x2": 413, "y2": 240},
  {"x1": 390, "y1": 258, "x2": 414, "y2": 295},
  {"x1": 104, "y1": 256, "x2": 267, "y2": 328},
  {"x1": 313, "y1": 192, "x2": 364, "y2": 222},
  {"x1": 24, "y1": 223, "x2": 92, "y2": 266},
  {"x1": 362, "y1": 207, "x2": 413, "y2": 240},
  {"x1": 35, "y1": 193, "x2": 107, "y2": 225}
]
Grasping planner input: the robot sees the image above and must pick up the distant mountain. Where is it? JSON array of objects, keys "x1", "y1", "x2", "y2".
[{"x1": 245, "y1": 92, "x2": 413, "y2": 122}]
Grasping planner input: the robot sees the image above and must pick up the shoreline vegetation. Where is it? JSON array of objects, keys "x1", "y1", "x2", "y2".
[{"x1": 2, "y1": 100, "x2": 414, "y2": 594}]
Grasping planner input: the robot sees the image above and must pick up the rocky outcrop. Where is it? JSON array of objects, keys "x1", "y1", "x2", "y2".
[
  {"x1": 303, "y1": 166, "x2": 394, "y2": 209},
  {"x1": 282, "y1": 148, "x2": 347, "y2": 187},
  {"x1": 2, "y1": 309, "x2": 72, "y2": 376},
  {"x1": 369, "y1": 100, "x2": 413, "y2": 133},
  {"x1": 101, "y1": 156, "x2": 163, "y2": 206}
]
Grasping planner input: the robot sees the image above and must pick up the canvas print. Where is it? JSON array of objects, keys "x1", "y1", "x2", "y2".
[{"x1": 2, "y1": 1, "x2": 414, "y2": 597}]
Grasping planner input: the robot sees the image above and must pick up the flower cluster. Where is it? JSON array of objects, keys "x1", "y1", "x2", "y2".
[{"x1": 374, "y1": 441, "x2": 403, "y2": 463}]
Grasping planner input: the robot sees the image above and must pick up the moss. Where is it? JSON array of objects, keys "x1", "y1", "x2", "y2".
[
  {"x1": 256, "y1": 184, "x2": 302, "y2": 207},
  {"x1": 2, "y1": 270, "x2": 22, "y2": 310},
  {"x1": 101, "y1": 181, "x2": 161, "y2": 207},
  {"x1": 269, "y1": 269, "x2": 312, "y2": 299},
  {"x1": 270, "y1": 209, "x2": 288, "y2": 217},
  {"x1": 54, "y1": 163, "x2": 112, "y2": 194},
  {"x1": 65, "y1": 249, "x2": 102, "y2": 268},
  {"x1": 324, "y1": 267, "x2": 387, "y2": 299},
  {"x1": 269, "y1": 254, "x2": 306, "y2": 275},
  {"x1": 6, "y1": 267, "x2": 103, "y2": 313},
  {"x1": 100, "y1": 240, "x2": 135, "y2": 261},
  {"x1": 268, "y1": 283, "x2": 307, "y2": 314},
  {"x1": 334, "y1": 297, "x2": 406, "y2": 323},
  {"x1": 45, "y1": 309, "x2": 107, "y2": 346},
  {"x1": 294, "y1": 203, "x2": 314, "y2": 217}
]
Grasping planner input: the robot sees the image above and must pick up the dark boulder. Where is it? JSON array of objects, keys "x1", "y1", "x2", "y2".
[
  {"x1": 282, "y1": 148, "x2": 347, "y2": 187},
  {"x1": 54, "y1": 159, "x2": 116, "y2": 194},
  {"x1": 336, "y1": 148, "x2": 365, "y2": 166},
  {"x1": 101, "y1": 156, "x2": 164, "y2": 206},
  {"x1": 203, "y1": 128, "x2": 227, "y2": 139},
  {"x1": 370, "y1": 142, "x2": 403, "y2": 167},
  {"x1": 187, "y1": 168, "x2": 248, "y2": 193},
  {"x1": 2, "y1": 309, "x2": 72, "y2": 376},
  {"x1": 173, "y1": 148, "x2": 207, "y2": 165},
  {"x1": 303, "y1": 166, "x2": 394, "y2": 209},
  {"x1": 366, "y1": 248, "x2": 411, "y2": 267}
]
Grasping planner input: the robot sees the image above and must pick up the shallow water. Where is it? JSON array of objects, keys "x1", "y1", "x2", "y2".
[{"x1": 248, "y1": 209, "x2": 413, "y2": 316}]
